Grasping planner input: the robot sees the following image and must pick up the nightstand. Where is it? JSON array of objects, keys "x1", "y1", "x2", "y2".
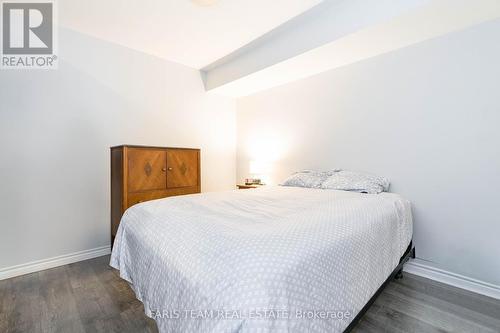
[{"x1": 237, "y1": 184, "x2": 264, "y2": 189}]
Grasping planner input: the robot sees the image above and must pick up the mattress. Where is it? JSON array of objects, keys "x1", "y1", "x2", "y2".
[{"x1": 110, "y1": 186, "x2": 413, "y2": 333}]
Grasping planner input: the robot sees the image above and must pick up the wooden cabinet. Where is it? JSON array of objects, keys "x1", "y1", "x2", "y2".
[{"x1": 111, "y1": 145, "x2": 200, "y2": 244}]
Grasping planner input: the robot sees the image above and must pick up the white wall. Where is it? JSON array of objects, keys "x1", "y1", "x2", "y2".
[
  {"x1": 237, "y1": 20, "x2": 500, "y2": 286},
  {"x1": 0, "y1": 28, "x2": 236, "y2": 270}
]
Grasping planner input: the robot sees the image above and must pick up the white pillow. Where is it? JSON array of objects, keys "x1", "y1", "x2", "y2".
[
  {"x1": 320, "y1": 170, "x2": 390, "y2": 194},
  {"x1": 280, "y1": 170, "x2": 329, "y2": 188}
]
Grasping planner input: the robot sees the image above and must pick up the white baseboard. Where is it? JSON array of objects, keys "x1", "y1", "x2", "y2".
[
  {"x1": 2, "y1": 248, "x2": 499, "y2": 301},
  {"x1": 0, "y1": 246, "x2": 111, "y2": 281},
  {"x1": 404, "y1": 259, "x2": 500, "y2": 300}
]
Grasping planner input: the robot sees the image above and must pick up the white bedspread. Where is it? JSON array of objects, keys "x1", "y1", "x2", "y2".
[{"x1": 110, "y1": 186, "x2": 412, "y2": 333}]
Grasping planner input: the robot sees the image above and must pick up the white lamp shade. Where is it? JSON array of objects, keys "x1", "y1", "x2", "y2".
[
  {"x1": 191, "y1": 0, "x2": 218, "y2": 6},
  {"x1": 249, "y1": 160, "x2": 271, "y2": 176}
]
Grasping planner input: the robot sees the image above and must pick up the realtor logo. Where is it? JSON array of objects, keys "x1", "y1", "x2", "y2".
[{"x1": 1, "y1": 1, "x2": 57, "y2": 69}]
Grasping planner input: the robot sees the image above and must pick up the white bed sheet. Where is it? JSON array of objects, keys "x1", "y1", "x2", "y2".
[{"x1": 111, "y1": 186, "x2": 412, "y2": 333}]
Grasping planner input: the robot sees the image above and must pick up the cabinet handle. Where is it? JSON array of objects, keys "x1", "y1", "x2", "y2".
[
  {"x1": 162, "y1": 168, "x2": 167, "y2": 172},
  {"x1": 167, "y1": 167, "x2": 173, "y2": 171}
]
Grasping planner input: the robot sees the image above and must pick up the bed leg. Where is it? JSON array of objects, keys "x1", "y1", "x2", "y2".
[{"x1": 395, "y1": 268, "x2": 404, "y2": 280}]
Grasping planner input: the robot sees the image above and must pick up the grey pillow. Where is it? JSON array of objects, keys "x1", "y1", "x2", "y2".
[
  {"x1": 280, "y1": 170, "x2": 329, "y2": 188},
  {"x1": 320, "y1": 170, "x2": 390, "y2": 194}
]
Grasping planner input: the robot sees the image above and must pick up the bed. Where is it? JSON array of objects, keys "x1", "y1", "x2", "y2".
[{"x1": 110, "y1": 186, "x2": 413, "y2": 332}]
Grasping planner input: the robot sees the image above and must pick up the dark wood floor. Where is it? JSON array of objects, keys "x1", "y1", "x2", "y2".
[{"x1": 1, "y1": 255, "x2": 499, "y2": 333}]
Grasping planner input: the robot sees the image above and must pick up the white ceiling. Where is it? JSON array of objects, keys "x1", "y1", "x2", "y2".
[
  {"x1": 204, "y1": 0, "x2": 500, "y2": 97},
  {"x1": 59, "y1": 0, "x2": 323, "y2": 69}
]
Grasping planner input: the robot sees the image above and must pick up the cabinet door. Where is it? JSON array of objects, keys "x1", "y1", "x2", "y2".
[
  {"x1": 127, "y1": 148, "x2": 167, "y2": 192},
  {"x1": 166, "y1": 149, "x2": 199, "y2": 188}
]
